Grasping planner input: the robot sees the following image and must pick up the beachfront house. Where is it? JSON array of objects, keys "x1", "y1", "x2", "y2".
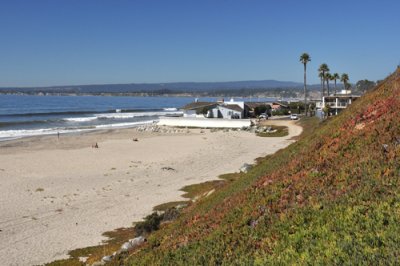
[
  {"x1": 316, "y1": 90, "x2": 361, "y2": 116},
  {"x1": 182, "y1": 99, "x2": 248, "y2": 119},
  {"x1": 209, "y1": 104, "x2": 244, "y2": 119},
  {"x1": 271, "y1": 102, "x2": 289, "y2": 112},
  {"x1": 245, "y1": 102, "x2": 272, "y2": 117},
  {"x1": 182, "y1": 102, "x2": 217, "y2": 117}
]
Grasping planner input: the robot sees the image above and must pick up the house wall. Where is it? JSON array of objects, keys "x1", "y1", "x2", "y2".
[
  {"x1": 158, "y1": 117, "x2": 251, "y2": 128},
  {"x1": 211, "y1": 108, "x2": 220, "y2": 118},
  {"x1": 183, "y1": 110, "x2": 197, "y2": 117},
  {"x1": 226, "y1": 99, "x2": 245, "y2": 109},
  {"x1": 218, "y1": 106, "x2": 242, "y2": 119}
]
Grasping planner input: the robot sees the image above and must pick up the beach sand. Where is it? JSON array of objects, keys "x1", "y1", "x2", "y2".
[{"x1": 0, "y1": 121, "x2": 302, "y2": 265}]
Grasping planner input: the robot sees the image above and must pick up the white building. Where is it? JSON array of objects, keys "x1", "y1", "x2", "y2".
[
  {"x1": 316, "y1": 90, "x2": 361, "y2": 116},
  {"x1": 182, "y1": 99, "x2": 246, "y2": 119},
  {"x1": 209, "y1": 104, "x2": 244, "y2": 119}
]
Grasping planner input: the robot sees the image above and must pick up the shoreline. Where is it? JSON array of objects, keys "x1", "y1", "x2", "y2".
[{"x1": 0, "y1": 122, "x2": 301, "y2": 265}]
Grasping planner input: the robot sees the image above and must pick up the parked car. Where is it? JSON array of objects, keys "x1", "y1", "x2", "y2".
[
  {"x1": 259, "y1": 113, "x2": 268, "y2": 119},
  {"x1": 290, "y1": 114, "x2": 298, "y2": 120}
]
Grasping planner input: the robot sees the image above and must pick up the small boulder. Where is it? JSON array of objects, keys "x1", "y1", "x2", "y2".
[
  {"x1": 102, "y1": 255, "x2": 113, "y2": 263},
  {"x1": 129, "y1": 236, "x2": 146, "y2": 247},
  {"x1": 239, "y1": 163, "x2": 252, "y2": 173},
  {"x1": 120, "y1": 241, "x2": 133, "y2": 251}
]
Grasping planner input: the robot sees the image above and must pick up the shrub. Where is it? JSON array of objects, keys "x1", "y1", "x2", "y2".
[{"x1": 135, "y1": 212, "x2": 163, "y2": 236}]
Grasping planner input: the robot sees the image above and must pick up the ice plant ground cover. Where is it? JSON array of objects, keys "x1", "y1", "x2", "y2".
[{"x1": 122, "y1": 68, "x2": 400, "y2": 265}]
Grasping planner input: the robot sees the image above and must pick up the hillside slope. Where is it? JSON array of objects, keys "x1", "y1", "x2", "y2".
[{"x1": 123, "y1": 68, "x2": 400, "y2": 265}]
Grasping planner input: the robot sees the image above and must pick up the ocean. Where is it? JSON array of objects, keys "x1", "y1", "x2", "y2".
[
  {"x1": 0, "y1": 95, "x2": 278, "y2": 141},
  {"x1": 0, "y1": 95, "x2": 192, "y2": 141}
]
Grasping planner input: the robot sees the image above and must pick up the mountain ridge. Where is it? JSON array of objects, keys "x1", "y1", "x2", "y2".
[{"x1": 0, "y1": 79, "x2": 313, "y2": 94}]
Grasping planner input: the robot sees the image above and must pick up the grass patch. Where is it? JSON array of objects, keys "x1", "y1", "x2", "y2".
[
  {"x1": 153, "y1": 173, "x2": 241, "y2": 214},
  {"x1": 180, "y1": 180, "x2": 225, "y2": 200},
  {"x1": 153, "y1": 201, "x2": 189, "y2": 212},
  {"x1": 35, "y1": 187, "x2": 44, "y2": 192},
  {"x1": 256, "y1": 125, "x2": 288, "y2": 137}
]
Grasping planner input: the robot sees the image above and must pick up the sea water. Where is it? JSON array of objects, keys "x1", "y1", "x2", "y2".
[{"x1": 0, "y1": 95, "x2": 194, "y2": 141}]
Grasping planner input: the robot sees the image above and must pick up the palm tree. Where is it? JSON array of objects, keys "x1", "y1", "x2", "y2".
[
  {"x1": 318, "y1": 63, "x2": 330, "y2": 97},
  {"x1": 318, "y1": 72, "x2": 324, "y2": 100},
  {"x1": 325, "y1": 72, "x2": 333, "y2": 96},
  {"x1": 332, "y1": 73, "x2": 340, "y2": 94},
  {"x1": 299, "y1": 53, "x2": 311, "y2": 116},
  {"x1": 341, "y1": 73, "x2": 350, "y2": 91}
]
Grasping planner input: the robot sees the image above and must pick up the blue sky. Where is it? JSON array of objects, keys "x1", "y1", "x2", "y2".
[{"x1": 0, "y1": 0, "x2": 399, "y2": 87}]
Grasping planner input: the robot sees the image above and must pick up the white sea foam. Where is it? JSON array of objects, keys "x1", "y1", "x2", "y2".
[
  {"x1": 0, "y1": 128, "x2": 84, "y2": 140},
  {"x1": 63, "y1": 117, "x2": 98, "y2": 122},
  {"x1": 0, "y1": 120, "x2": 156, "y2": 141},
  {"x1": 163, "y1": 108, "x2": 178, "y2": 111}
]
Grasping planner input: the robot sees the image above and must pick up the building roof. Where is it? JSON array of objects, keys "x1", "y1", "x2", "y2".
[
  {"x1": 324, "y1": 95, "x2": 361, "y2": 99},
  {"x1": 181, "y1": 102, "x2": 217, "y2": 110},
  {"x1": 244, "y1": 102, "x2": 270, "y2": 109},
  {"x1": 220, "y1": 104, "x2": 243, "y2": 112},
  {"x1": 272, "y1": 102, "x2": 288, "y2": 108}
]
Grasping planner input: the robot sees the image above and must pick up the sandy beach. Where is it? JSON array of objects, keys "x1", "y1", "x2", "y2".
[{"x1": 0, "y1": 120, "x2": 301, "y2": 265}]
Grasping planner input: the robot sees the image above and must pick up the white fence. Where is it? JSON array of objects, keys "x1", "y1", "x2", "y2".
[{"x1": 158, "y1": 117, "x2": 252, "y2": 128}]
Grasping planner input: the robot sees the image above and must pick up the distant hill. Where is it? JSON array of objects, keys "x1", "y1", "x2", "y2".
[{"x1": 0, "y1": 80, "x2": 307, "y2": 95}]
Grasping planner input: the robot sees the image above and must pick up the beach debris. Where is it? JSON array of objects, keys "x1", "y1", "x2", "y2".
[
  {"x1": 205, "y1": 189, "x2": 215, "y2": 197},
  {"x1": 132, "y1": 138, "x2": 139, "y2": 142},
  {"x1": 161, "y1": 166, "x2": 176, "y2": 171},
  {"x1": 239, "y1": 163, "x2": 252, "y2": 173},
  {"x1": 92, "y1": 142, "x2": 99, "y2": 148}
]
